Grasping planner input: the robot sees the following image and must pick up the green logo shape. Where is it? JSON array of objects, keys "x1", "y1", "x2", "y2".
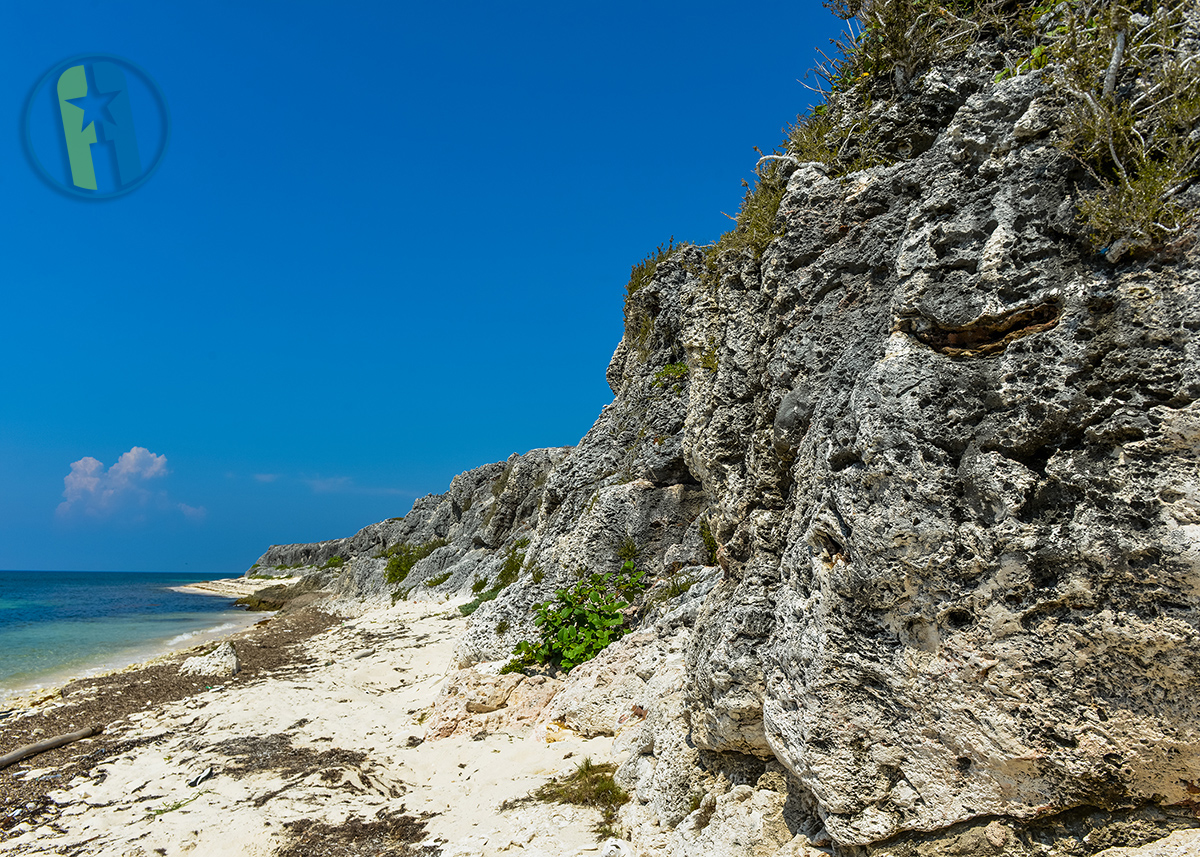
[
  {"x1": 56, "y1": 65, "x2": 99, "y2": 190},
  {"x1": 23, "y1": 53, "x2": 168, "y2": 200}
]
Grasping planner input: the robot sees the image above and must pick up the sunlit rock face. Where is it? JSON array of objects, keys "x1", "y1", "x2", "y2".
[
  {"x1": 253, "y1": 43, "x2": 1200, "y2": 856},
  {"x1": 657, "y1": 66, "x2": 1200, "y2": 846}
]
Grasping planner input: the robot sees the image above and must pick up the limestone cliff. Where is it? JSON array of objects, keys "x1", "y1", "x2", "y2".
[{"x1": 251, "y1": 5, "x2": 1200, "y2": 854}]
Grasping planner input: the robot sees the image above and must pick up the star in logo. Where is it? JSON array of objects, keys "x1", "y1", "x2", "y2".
[{"x1": 66, "y1": 69, "x2": 119, "y2": 135}]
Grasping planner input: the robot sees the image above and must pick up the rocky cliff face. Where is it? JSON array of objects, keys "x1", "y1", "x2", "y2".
[{"x1": 251, "y1": 25, "x2": 1200, "y2": 857}]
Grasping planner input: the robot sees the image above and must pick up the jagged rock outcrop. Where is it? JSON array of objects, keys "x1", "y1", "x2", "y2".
[
  {"x1": 250, "y1": 449, "x2": 570, "y2": 610},
  {"x1": 247, "y1": 17, "x2": 1200, "y2": 856}
]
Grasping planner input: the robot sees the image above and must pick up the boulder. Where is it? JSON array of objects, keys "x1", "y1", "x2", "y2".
[{"x1": 179, "y1": 642, "x2": 239, "y2": 678}]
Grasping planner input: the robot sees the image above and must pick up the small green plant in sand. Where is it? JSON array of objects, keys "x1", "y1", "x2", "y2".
[
  {"x1": 146, "y1": 791, "x2": 209, "y2": 819},
  {"x1": 534, "y1": 757, "x2": 629, "y2": 839}
]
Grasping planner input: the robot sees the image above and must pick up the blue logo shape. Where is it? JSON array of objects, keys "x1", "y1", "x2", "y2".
[{"x1": 24, "y1": 54, "x2": 169, "y2": 199}]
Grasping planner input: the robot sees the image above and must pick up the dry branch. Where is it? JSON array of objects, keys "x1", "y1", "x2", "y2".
[{"x1": 0, "y1": 726, "x2": 102, "y2": 771}]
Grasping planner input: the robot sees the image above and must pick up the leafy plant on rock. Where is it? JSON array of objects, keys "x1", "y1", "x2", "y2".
[{"x1": 502, "y1": 560, "x2": 647, "y2": 674}]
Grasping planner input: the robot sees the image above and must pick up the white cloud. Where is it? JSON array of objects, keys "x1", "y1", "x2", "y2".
[
  {"x1": 305, "y1": 476, "x2": 353, "y2": 494},
  {"x1": 177, "y1": 503, "x2": 207, "y2": 521},
  {"x1": 57, "y1": 446, "x2": 204, "y2": 522},
  {"x1": 253, "y1": 473, "x2": 280, "y2": 483},
  {"x1": 303, "y1": 475, "x2": 408, "y2": 497}
]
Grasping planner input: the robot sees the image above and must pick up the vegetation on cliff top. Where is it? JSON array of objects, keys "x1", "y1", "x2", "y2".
[
  {"x1": 625, "y1": 0, "x2": 1197, "y2": 305},
  {"x1": 800, "y1": 0, "x2": 1198, "y2": 258}
]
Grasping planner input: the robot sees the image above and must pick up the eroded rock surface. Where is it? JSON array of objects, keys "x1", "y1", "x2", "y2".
[
  {"x1": 179, "y1": 642, "x2": 240, "y2": 678},
  {"x1": 245, "y1": 31, "x2": 1200, "y2": 857}
]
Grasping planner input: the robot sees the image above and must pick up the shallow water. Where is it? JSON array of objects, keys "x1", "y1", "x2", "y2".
[{"x1": 0, "y1": 570, "x2": 252, "y2": 697}]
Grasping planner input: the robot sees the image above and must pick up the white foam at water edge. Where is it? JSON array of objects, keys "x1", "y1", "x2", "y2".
[{"x1": 167, "y1": 622, "x2": 238, "y2": 646}]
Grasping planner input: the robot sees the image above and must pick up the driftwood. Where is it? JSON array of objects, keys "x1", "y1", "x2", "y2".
[{"x1": 0, "y1": 725, "x2": 101, "y2": 771}]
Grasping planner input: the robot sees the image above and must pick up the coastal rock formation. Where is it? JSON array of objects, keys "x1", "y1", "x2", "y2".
[
  {"x1": 249, "y1": 10, "x2": 1200, "y2": 855},
  {"x1": 179, "y1": 642, "x2": 239, "y2": 678},
  {"x1": 423, "y1": 668, "x2": 562, "y2": 739}
]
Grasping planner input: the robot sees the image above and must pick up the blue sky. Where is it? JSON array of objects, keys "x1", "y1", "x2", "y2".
[{"x1": 1, "y1": 2, "x2": 846, "y2": 573}]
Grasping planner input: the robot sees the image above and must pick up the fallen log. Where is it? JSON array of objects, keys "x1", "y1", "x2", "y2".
[{"x1": 0, "y1": 726, "x2": 102, "y2": 771}]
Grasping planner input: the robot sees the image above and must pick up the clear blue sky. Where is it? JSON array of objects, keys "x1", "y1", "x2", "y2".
[{"x1": 1, "y1": 1, "x2": 846, "y2": 573}]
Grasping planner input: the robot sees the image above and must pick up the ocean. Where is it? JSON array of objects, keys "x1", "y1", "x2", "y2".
[{"x1": 0, "y1": 570, "x2": 255, "y2": 700}]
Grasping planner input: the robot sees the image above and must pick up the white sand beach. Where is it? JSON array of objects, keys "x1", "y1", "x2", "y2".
[{"x1": 1, "y1": 598, "x2": 616, "y2": 857}]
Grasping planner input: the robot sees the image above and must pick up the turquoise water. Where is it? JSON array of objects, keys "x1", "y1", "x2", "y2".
[{"x1": 0, "y1": 570, "x2": 250, "y2": 696}]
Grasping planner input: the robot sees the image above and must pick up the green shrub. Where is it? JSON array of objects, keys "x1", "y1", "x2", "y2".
[
  {"x1": 1047, "y1": 0, "x2": 1200, "y2": 257},
  {"x1": 805, "y1": 0, "x2": 1198, "y2": 257},
  {"x1": 707, "y1": 164, "x2": 788, "y2": 265},
  {"x1": 700, "y1": 519, "x2": 719, "y2": 565},
  {"x1": 496, "y1": 538, "x2": 530, "y2": 589},
  {"x1": 380, "y1": 538, "x2": 450, "y2": 586},
  {"x1": 457, "y1": 538, "x2": 530, "y2": 615},
  {"x1": 623, "y1": 239, "x2": 680, "y2": 358},
  {"x1": 534, "y1": 757, "x2": 629, "y2": 838},
  {"x1": 320, "y1": 555, "x2": 345, "y2": 569},
  {"x1": 647, "y1": 569, "x2": 701, "y2": 605},
  {"x1": 616, "y1": 536, "x2": 641, "y2": 564},
  {"x1": 391, "y1": 586, "x2": 414, "y2": 604},
  {"x1": 459, "y1": 592, "x2": 491, "y2": 615},
  {"x1": 651, "y1": 363, "x2": 688, "y2": 389},
  {"x1": 424, "y1": 570, "x2": 452, "y2": 588},
  {"x1": 491, "y1": 461, "x2": 515, "y2": 498},
  {"x1": 502, "y1": 561, "x2": 647, "y2": 674},
  {"x1": 625, "y1": 237, "x2": 675, "y2": 303}
]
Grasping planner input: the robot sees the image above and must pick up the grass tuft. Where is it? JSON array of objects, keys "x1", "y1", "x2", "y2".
[{"x1": 534, "y1": 757, "x2": 629, "y2": 838}]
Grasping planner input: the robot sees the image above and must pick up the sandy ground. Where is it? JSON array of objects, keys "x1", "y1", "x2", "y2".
[
  {"x1": 172, "y1": 577, "x2": 304, "y2": 599},
  {"x1": 0, "y1": 599, "x2": 615, "y2": 857}
]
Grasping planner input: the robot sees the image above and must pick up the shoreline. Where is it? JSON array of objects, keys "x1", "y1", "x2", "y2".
[
  {"x1": 172, "y1": 575, "x2": 303, "y2": 599},
  {"x1": 0, "y1": 576, "x2": 274, "y2": 709},
  {"x1": 0, "y1": 595, "x2": 615, "y2": 857},
  {"x1": 0, "y1": 608, "x2": 267, "y2": 710}
]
